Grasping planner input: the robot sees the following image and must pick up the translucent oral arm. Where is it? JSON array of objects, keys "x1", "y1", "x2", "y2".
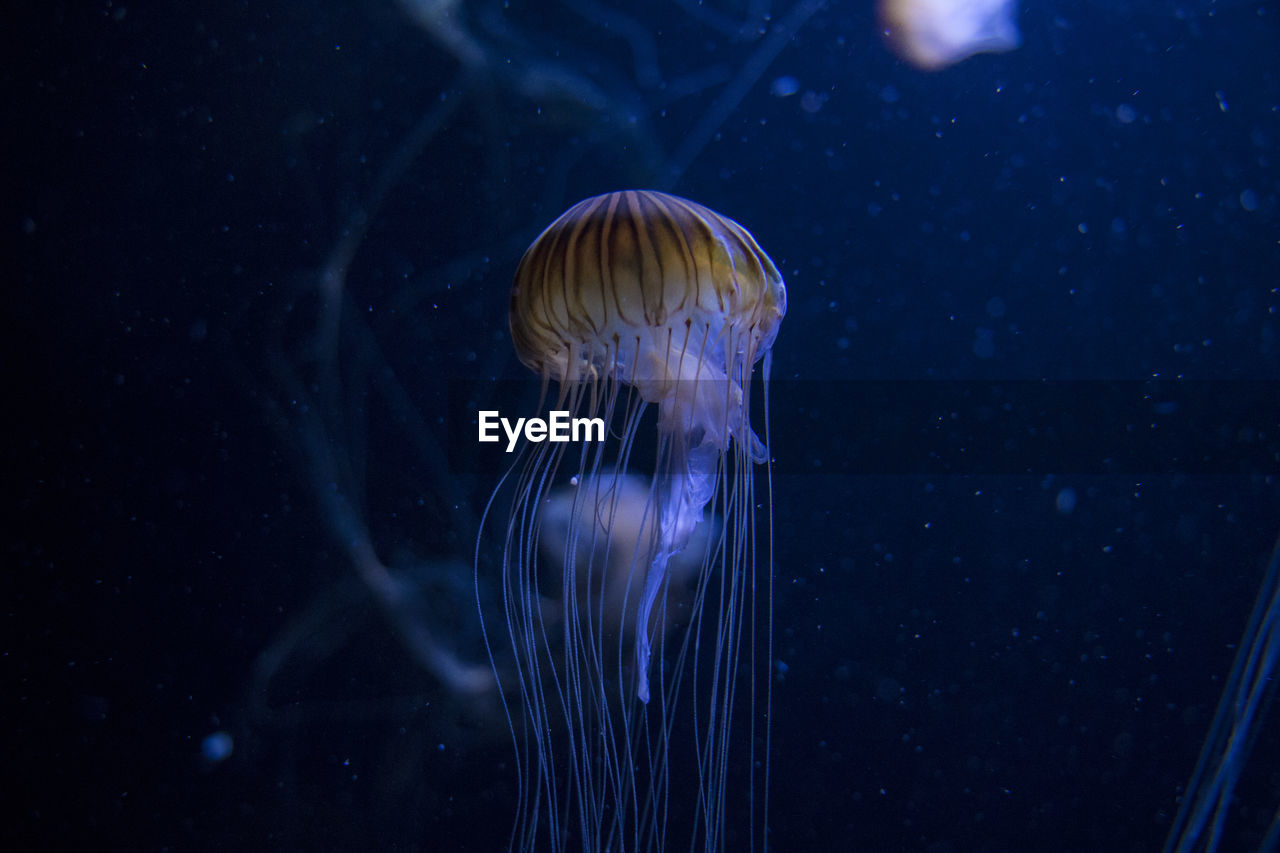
[{"x1": 634, "y1": 437, "x2": 717, "y2": 704}]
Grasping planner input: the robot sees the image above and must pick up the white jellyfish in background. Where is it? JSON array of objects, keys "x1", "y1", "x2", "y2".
[{"x1": 879, "y1": 0, "x2": 1021, "y2": 71}]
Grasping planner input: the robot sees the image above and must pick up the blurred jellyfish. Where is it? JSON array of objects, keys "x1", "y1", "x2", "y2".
[
  {"x1": 879, "y1": 0, "x2": 1022, "y2": 71},
  {"x1": 480, "y1": 190, "x2": 785, "y2": 850},
  {"x1": 537, "y1": 474, "x2": 710, "y2": 669}
]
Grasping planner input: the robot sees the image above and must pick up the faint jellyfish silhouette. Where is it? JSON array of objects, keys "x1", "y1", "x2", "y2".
[
  {"x1": 537, "y1": 474, "x2": 710, "y2": 682},
  {"x1": 396, "y1": 0, "x2": 488, "y2": 68},
  {"x1": 480, "y1": 190, "x2": 786, "y2": 850},
  {"x1": 879, "y1": 0, "x2": 1022, "y2": 71}
]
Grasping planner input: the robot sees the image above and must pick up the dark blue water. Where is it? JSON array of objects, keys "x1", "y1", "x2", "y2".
[{"x1": 8, "y1": 1, "x2": 1278, "y2": 850}]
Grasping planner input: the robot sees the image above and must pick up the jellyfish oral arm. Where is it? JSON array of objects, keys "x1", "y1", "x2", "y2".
[
  {"x1": 627, "y1": 326, "x2": 767, "y2": 703},
  {"x1": 633, "y1": 332, "x2": 767, "y2": 462},
  {"x1": 634, "y1": 435, "x2": 719, "y2": 704}
]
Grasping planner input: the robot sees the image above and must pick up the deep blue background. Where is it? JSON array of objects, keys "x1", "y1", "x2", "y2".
[{"x1": 7, "y1": 1, "x2": 1279, "y2": 850}]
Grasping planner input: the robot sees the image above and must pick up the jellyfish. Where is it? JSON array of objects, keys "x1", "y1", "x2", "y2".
[
  {"x1": 479, "y1": 189, "x2": 786, "y2": 850},
  {"x1": 878, "y1": 0, "x2": 1022, "y2": 71}
]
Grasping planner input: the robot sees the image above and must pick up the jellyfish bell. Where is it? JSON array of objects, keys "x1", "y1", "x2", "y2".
[
  {"x1": 509, "y1": 189, "x2": 785, "y2": 460},
  {"x1": 878, "y1": 0, "x2": 1022, "y2": 71},
  {"x1": 483, "y1": 189, "x2": 785, "y2": 849}
]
